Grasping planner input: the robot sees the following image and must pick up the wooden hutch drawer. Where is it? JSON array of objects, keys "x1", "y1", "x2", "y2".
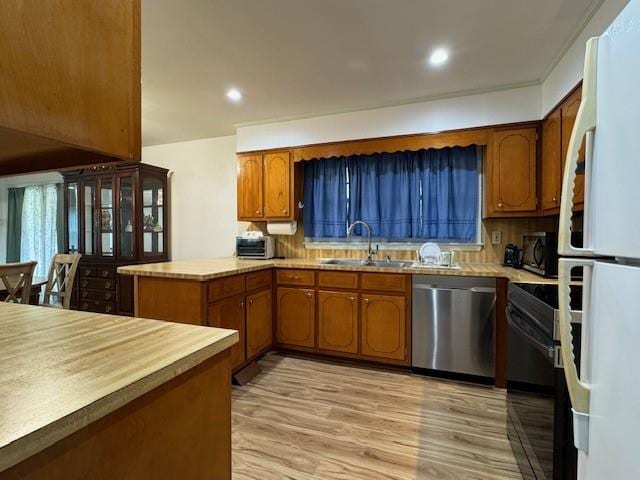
[
  {"x1": 79, "y1": 266, "x2": 115, "y2": 279},
  {"x1": 276, "y1": 269, "x2": 315, "y2": 286},
  {"x1": 79, "y1": 299, "x2": 117, "y2": 314},
  {"x1": 317, "y1": 271, "x2": 358, "y2": 290},
  {"x1": 79, "y1": 277, "x2": 116, "y2": 291},
  {"x1": 79, "y1": 266, "x2": 97, "y2": 278},
  {"x1": 208, "y1": 275, "x2": 245, "y2": 303},
  {"x1": 245, "y1": 270, "x2": 272, "y2": 292},
  {"x1": 361, "y1": 273, "x2": 407, "y2": 293},
  {"x1": 79, "y1": 289, "x2": 116, "y2": 302}
]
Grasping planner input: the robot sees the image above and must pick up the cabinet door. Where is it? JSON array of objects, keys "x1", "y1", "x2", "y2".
[
  {"x1": 361, "y1": 294, "x2": 406, "y2": 361},
  {"x1": 82, "y1": 180, "x2": 97, "y2": 257},
  {"x1": 561, "y1": 87, "x2": 585, "y2": 210},
  {"x1": 541, "y1": 108, "x2": 562, "y2": 213},
  {"x1": 318, "y1": 291, "x2": 358, "y2": 354},
  {"x1": 237, "y1": 154, "x2": 264, "y2": 220},
  {"x1": 208, "y1": 294, "x2": 246, "y2": 370},
  {"x1": 263, "y1": 151, "x2": 291, "y2": 219},
  {"x1": 98, "y1": 177, "x2": 115, "y2": 258},
  {"x1": 276, "y1": 287, "x2": 315, "y2": 347},
  {"x1": 487, "y1": 127, "x2": 538, "y2": 215},
  {"x1": 246, "y1": 289, "x2": 273, "y2": 359}
]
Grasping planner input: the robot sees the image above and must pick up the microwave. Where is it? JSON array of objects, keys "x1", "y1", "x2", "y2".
[
  {"x1": 522, "y1": 231, "x2": 583, "y2": 278},
  {"x1": 236, "y1": 235, "x2": 275, "y2": 260},
  {"x1": 522, "y1": 232, "x2": 558, "y2": 277}
]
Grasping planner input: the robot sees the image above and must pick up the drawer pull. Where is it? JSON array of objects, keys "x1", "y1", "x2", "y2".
[
  {"x1": 105, "y1": 305, "x2": 112, "y2": 313},
  {"x1": 81, "y1": 291, "x2": 88, "y2": 298},
  {"x1": 81, "y1": 280, "x2": 88, "y2": 287},
  {"x1": 102, "y1": 270, "x2": 109, "y2": 277},
  {"x1": 105, "y1": 282, "x2": 112, "y2": 289},
  {"x1": 81, "y1": 302, "x2": 89, "y2": 310},
  {"x1": 105, "y1": 293, "x2": 112, "y2": 300}
]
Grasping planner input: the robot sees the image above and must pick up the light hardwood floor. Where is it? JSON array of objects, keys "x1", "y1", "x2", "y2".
[{"x1": 232, "y1": 353, "x2": 523, "y2": 480}]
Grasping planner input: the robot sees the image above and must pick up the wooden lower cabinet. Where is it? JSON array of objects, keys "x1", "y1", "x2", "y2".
[
  {"x1": 246, "y1": 288, "x2": 273, "y2": 358},
  {"x1": 318, "y1": 291, "x2": 358, "y2": 354},
  {"x1": 361, "y1": 294, "x2": 406, "y2": 361},
  {"x1": 276, "y1": 287, "x2": 315, "y2": 347},
  {"x1": 208, "y1": 294, "x2": 246, "y2": 370}
]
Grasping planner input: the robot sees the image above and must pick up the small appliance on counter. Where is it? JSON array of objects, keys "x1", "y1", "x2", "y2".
[
  {"x1": 503, "y1": 243, "x2": 523, "y2": 268},
  {"x1": 521, "y1": 232, "x2": 558, "y2": 277},
  {"x1": 236, "y1": 231, "x2": 275, "y2": 260}
]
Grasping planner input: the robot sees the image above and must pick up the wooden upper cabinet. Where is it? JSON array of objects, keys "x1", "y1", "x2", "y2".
[
  {"x1": 541, "y1": 109, "x2": 563, "y2": 213},
  {"x1": 0, "y1": 0, "x2": 141, "y2": 176},
  {"x1": 237, "y1": 154, "x2": 264, "y2": 220},
  {"x1": 276, "y1": 287, "x2": 315, "y2": 348},
  {"x1": 263, "y1": 151, "x2": 291, "y2": 218},
  {"x1": 207, "y1": 294, "x2": 246, "y2": 370},
  {"x1": 361, "y1": 294, "x2": 406, "y2": 361},
  {"x1": 246, "y1": 288, "x2": 273, "y2": 359},
  {"x1": 486, "y1": 127, "x2": 538, "y2": 217},
  {"x1": 561, "y1": 87, "x2": 585, "y2": 210},
  {"x1": 318, "y1": 291, "x2": 358, "y2": 354}
]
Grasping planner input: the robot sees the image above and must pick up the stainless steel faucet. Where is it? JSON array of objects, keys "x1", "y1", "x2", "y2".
[{"x1": 347, "y1": 220, "x2": 379, "y2": 264}]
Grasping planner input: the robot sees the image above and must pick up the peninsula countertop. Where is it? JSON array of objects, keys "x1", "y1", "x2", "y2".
[
  {"x1": 0, "y1": 303, "x2": 238, "y2": 473},
  {"x1": 117, "y1": 257, "x2": 557, "y2": 284}
]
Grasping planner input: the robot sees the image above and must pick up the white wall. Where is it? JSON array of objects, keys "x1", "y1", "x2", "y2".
[
  {"x1": 236, "y1": 85, "x2": 541, "y2": 152},
  {"x1": 0, "y1": 171, "x2": 63, "y2": 263},
  {"x1": 142, "y1": 135, "x2": 245, "y2": 260},
  {"x1": 541, "y1": 0, "x2": 628, "y2": 113}
]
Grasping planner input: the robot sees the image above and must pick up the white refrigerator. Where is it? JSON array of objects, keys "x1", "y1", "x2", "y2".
[{"x1": 558, "y1": 1, "x2": 640, "y2": 479}]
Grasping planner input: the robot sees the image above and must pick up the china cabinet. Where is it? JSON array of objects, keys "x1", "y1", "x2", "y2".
[{"x1": 63, "y1": 163, "x2": 169, "y2": 315}]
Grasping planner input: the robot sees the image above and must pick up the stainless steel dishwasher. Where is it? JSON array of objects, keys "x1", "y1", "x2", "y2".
[{"x1": 412, "y1": 275, "x2": 496, "y2": 378}]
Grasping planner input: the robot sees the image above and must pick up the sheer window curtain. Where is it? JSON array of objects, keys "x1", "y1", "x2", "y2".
[{"x1": 20, "y1": 185, "x2": 60, "y2": 277}]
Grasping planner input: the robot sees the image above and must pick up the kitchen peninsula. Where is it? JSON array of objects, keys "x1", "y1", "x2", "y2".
[
  {"x1": 118, "y1": 257, "x2": 555, "y2": 386},
  {"x1": 0, "y1": 303, "x2": 237, "y2": 480}
]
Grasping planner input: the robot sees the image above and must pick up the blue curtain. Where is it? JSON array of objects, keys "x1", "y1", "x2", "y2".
[
  {"x1": 302, "y1": 157, "x2": 348, "y2": 238},
  {"x1": 303, "y1": 145, "x2": 479, "y2": 242},
  {"x1": 415, "y1": 146, "x2": 479, "y2": 241}
]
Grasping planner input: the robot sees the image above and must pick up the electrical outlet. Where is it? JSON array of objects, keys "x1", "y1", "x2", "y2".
[{"x1": 491, "y1": 231, "x2": 502, "y2": 245}]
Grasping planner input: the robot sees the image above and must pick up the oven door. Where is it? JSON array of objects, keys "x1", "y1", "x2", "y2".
[{"x1": 506, "y1": 302, "x2": 556, "y2": 480}]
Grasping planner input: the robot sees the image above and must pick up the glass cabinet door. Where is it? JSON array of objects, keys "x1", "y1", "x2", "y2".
[
  {"x1": 119, "y1": 176, "x2": 135, "y2": 258},
  {"x1": 142, "y1": 176, "x2": 165, "y2": 257},
  {"x1": 99, "y1": 179, "x2": 114, "y2": 257},
  {"x1": 83, "y1": 181, "x2": 96, "y2": 256},
  {"x1": 66, "y1": 182, "x2": 79, "y2": 253}
]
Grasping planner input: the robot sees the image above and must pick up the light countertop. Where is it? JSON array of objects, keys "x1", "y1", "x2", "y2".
[
  {"x1": 118, "y1": 257, "x2": 557, "y2": 284},
  {"x1": 0, "y1": 303, "x2": 238, "y2": 472}
]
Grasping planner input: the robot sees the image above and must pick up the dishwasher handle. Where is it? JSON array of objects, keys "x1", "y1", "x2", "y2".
[{"x1": 413, "y1": 284, "x2": 496, "y2": 294}]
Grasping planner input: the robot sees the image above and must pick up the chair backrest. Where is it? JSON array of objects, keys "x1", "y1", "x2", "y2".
[
  {"x1": 0, "y1": 261, "x2": 37, "y2": 304},
  {"x1": 43, "y1": 253, "x2": 82, "y2": 309}
]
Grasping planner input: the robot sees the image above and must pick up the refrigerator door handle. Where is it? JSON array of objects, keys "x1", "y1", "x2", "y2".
[
  {"x1": 558, "y1": 37, "x2": 598, "y2": 257},
  {"x1": 559, "y1": 258, "x2": 592, "y2": 453}
]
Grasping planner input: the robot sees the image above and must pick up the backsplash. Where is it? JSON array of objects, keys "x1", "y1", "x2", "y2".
[{"x1": 249, "y1": 217, "x2": 558, "y2": 264}]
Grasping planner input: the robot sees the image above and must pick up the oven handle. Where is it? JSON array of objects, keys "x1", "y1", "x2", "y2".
[{"x1": 506, "y1": 305, "x2": 554, "y2": 362}]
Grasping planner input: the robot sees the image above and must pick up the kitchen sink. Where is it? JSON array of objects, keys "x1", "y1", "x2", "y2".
[{"x1": 319, "y1": 258, "x2": 414, "y2": 269}]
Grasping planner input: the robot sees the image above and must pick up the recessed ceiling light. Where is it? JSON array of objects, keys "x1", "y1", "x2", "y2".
[
  {"x1": 226, "y1": 88, "x2": 242, "y2": 102},
  {"x1": 429, "y1": 48, "x2": 449, "y2": 67}
]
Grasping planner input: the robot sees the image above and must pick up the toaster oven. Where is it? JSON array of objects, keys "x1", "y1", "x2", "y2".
[{"x1": 236, "y1": 235, "x2": 275, "y2": 260}]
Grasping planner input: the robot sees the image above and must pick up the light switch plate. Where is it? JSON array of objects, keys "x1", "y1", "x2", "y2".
[{"x1": 491, "y1": 231, "x2": 502, "y2": 245}]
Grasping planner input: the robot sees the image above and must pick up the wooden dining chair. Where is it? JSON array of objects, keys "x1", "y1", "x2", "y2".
[
  {"x1": 0, "y1": 261, "x2": 37, "y2": 304},
  {"x1": 42, "y1": 253, "x2": 82, "y2": 309}
]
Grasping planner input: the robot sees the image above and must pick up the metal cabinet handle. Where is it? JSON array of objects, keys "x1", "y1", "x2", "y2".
[
  {"x1": 349, "y1": 297, "x2": 355, "y2": 303},
  {"x1": 498, "y1": 202, "x2": 503, "y2": 208},
  {"x1": 282, "y1": 209, "x2": 288, "y2": 214},
  {"x1": 81, "y1": 291, "x2": 88, "y2": 298},
  {"x1": 249, "y1": 298, "x2": 254, "y2": 305},
  {"x1": 240, "y1": 300, "x2": 245, "y2": 309},
  {"x1": 306, "y1": 292, "x2": 312, "y2": 298},
  {"x1": 105, "y1": 282, "x2": 112, "y2": 289},
  {"x1": 81, "y1": 280, "x2": 88, "y2": 287},
  {"x1": 105, "y1": 292, "x2": 112, "y2": 300},
  {"x1": 255, "y1": 210, "x2": 261, "y2": 215},
  {"x1": 364, "y1": 298, "x2": 370, "y2": 304},
  {"x1": 105, "y1": 305, "x2": 112, "y2": 313},
  {"x1": 102, "y1": 270, "x2": 109, "y2": 277}
]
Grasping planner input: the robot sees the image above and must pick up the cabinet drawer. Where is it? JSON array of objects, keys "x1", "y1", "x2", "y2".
[
  {"x1": 317, "y1": 271, "x2": 358, "y2": 290},
  {"x1": 361, "y1": 273, "x2": 407, "y2": 293},
  {"x1": 246, "y1": 270, "x2": 272, "y2": 292},
  {"x1": 79, "y1": 277, "x2": 116, "y2": 290},
  {"x1": 79, "y1": 266, "x2": 96, "y2": 278},
  {"x1": 79, "y1": 288, "x2": 116, "y2": 302},
  {"x1": 79, "y1": 299, "x2": 117, "y2": 314},
  {"x1": 276, "y1": 269, "x2": 315, "y2": 286},
  {"x1": 208, "y1": 275, "x2": 245, "y2": 302}
]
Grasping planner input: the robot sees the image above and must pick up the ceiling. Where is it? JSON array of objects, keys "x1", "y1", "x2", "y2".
[{"x1": 142, "y1": 0, "x2": 601, "y2": 146}]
